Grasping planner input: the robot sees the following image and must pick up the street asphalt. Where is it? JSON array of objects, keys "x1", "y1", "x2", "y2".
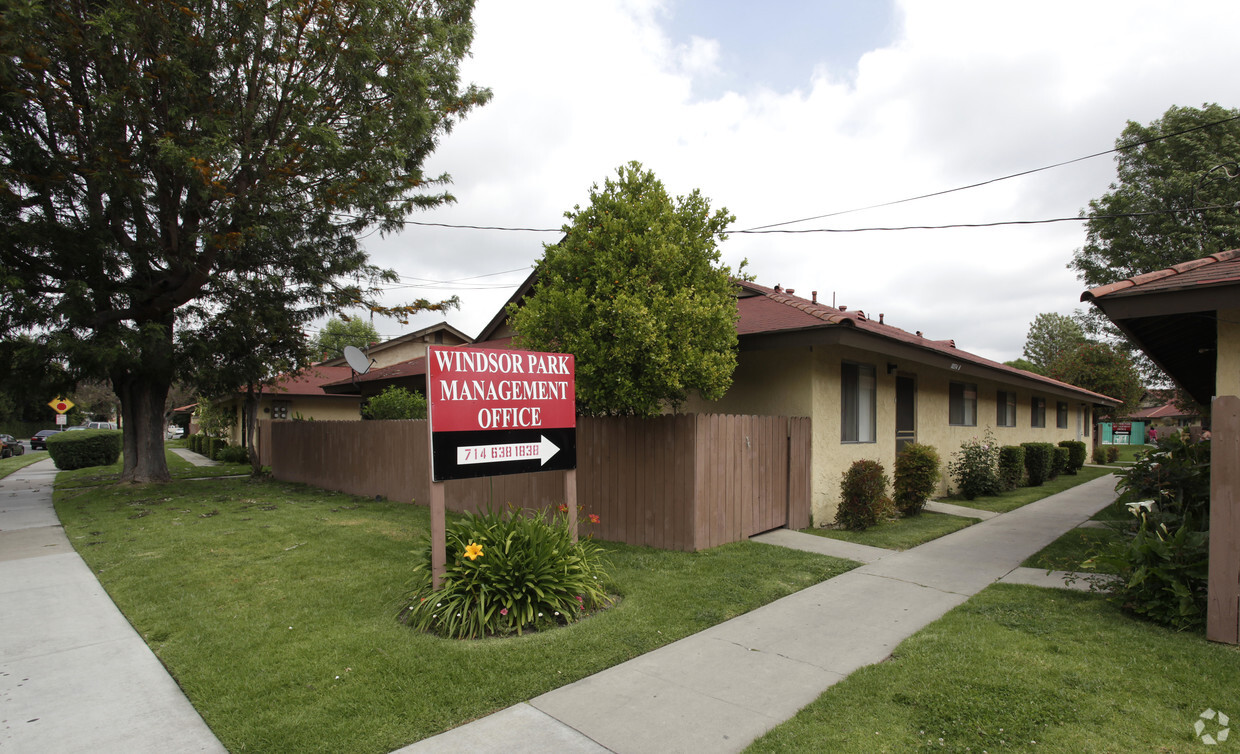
[{"x1": 0, "y1": 455, "x2": 1117, "y2": 753}]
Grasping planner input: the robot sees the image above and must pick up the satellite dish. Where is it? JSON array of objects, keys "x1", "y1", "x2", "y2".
[{"x1": 343, "y1": 345, "x2": 371, "y2": 374}]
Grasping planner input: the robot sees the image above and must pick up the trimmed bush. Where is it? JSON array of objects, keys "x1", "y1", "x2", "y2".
[
  {"x1": 1058, "y1": 440, "x2": 1087, "y2": 473},
  {"x1": 216, "y1": 445, "x2": 250, "y2": 464},
  {"x1": 1051, "y1": 446, "x2": 1071, "y2": 479},
  {"x1": 1106, "y1": 446, "x2": 1120, "y2": 464},
  {"x1": 1020, "y1": 442, "x2": 1055, "y2": 486},
  {"x1": 1092, "y1": 445, "x2": 1107, "y2": 464},
  {"x1": 46, "y1": 429, "x2": 122, "y2": 470},
  {"x1": 947, "y1": 431, "x2": 1001, "y2": 500},
  {"x1": 997, "y1": 445, "x2": 1025, "y2": 491},
  {"x1": 836, "y1": 459, "x2": 893, "y2": 530},
  {"x1": 399, "y1": 507, "x2": 611, "y2": 639},
  {"x1": 893, "y1": 443, "x2": 940, "y2": 516}
]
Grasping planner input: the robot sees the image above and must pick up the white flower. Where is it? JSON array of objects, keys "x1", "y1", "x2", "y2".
[{"x1": 1126, "y1": 500, "x2": 1155, "y2": 515}]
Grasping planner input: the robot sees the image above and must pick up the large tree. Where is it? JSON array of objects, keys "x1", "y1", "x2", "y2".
[
  {"x1": 0, "y1": 0, "x2": 487, "y2": 481},
  {"x1": 509, "y1": 162, "x2": 739, "y2": 417},
  {"x1": 1048, "y1": 341, "x2": 1144, "y2": 421},
  {"x1": 313, "y1": 316, "x2": 381, "y2": 361},
  {"x1": 1071, "y1": 103, "x2": 1240, "y2": 288},
  {"x1": 1021, "y1": 312, "x2": 1086, "y2": 374}
]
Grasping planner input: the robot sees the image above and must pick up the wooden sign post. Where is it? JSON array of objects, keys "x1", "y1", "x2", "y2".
[
  {"x1": 426, "y1": 346, "x2": 577, "y2": 589},
  {"x1": 1207, "y1": 395, "x2": 1240, "y2": 644}
]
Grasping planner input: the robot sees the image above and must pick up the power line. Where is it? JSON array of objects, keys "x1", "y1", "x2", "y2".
[
  {"x1": 731, "y1": 203, "x2": 1235, "y2": 234},
  {"x1": 739, "y1": 112, "x2": 1240, "y2": 232}
]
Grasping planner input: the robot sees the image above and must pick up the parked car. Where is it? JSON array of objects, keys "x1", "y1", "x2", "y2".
[
  {"x1": 166, "y1": 425, "x2": 185, "y2": 439},
  {"x1": 30, "y1": 429, "x2": 60, "y2": 450},
  {"x1": 0, "y1": 434, "x2": 25, "y2": 458},
  {"x1": 84, "y1": 421, "x2": 117, "y2": 430}
]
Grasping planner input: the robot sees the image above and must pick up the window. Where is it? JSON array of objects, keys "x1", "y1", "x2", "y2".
[
  {"x1": 1083, "y1": 407, "x2": 1091, "y2": 437},
  {"x1": 841, "y1": 362, "x2": 877, "y2": 443},
  {"x1": 1057, "y1": 401, "x2": 1069, "y2": 429},
  {"x1": 1031, "y1": 397, "x2": 1046, "y2": 428},
  {"x1": 996, "y1": 390, "x2": 1016, "y2": 427},
  {"x1": 949, "y1": 382, "x2": 977, "y2": 426}
]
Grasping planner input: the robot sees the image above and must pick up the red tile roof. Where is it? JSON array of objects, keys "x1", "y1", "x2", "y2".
[
  {"x1": 1129, "y1": 402, "x2": 1194, "y2": 420},
  {"x1": 258, "y1": 365, "x2": 356, "y2": 396},
  {"x1": 1081, "y1": 249, "x2": 1240, "y2": 300},
  {"x1": 737, "y1": 280, "x2": 1117, "y2": 404}
]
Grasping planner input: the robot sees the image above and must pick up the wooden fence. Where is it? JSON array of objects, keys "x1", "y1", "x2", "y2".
[{"x1": 259, "y1": 414, "x2": 810, "y2": 551}]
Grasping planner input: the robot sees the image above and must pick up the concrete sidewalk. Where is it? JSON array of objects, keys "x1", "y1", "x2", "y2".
[
  {"x1": 0, "y1": 458, "x2": 225, "y2": 753},
  {"x1": 403, "y1": 473, "x2": 1118, "y2": 754}
]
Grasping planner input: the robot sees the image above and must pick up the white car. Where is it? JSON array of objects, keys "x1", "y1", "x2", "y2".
[{"x1": 166, "y1": 426, "x2": 185, "y2": 439}]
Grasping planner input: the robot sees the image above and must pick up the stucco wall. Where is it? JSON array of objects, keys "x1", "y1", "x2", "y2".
[
  {"x1": 222, "y1": 396, "x2": 361, "y2": 445},
  {"x1": 1219, "y1": 307, "x2": 1240, "y2": 398},
  {"x1": 694, "y1": 343, "x2": 1099, "y2": 526}
]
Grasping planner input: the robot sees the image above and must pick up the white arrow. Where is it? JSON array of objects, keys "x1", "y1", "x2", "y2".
[{"x1": 457, "y1": 435, "x2": 561, "y2": 467}]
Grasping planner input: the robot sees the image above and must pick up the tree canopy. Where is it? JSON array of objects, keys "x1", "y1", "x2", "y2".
[
  {"x1": 0, "y1": 0, "x2": 487, "y2": 481},
  {"x1": 508, "y1": 162, "x2": 739, "y2": 417},
  {"x1": 1021, "y1": 313, "x2": 1085, "y2": 374},
  {"x1": 314, "y1": 317, "x2": 381, "y2": 362},
  {"x1": 1048, "y1": 341, "x2": 1144, "y2": 420},
  {"x1": 1071, "y1": 103, "x2": 1240, "y2": 288},
  {"x1": 363, "y1": 385, "x2": 427, "y2": 420}
]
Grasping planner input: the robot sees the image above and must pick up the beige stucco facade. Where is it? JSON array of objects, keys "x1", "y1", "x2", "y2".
[
  {"x1": 216, "y1": 394, "x2": 361, "y2": 446},
  {"x1": 688, "y1": 343, "x2": 1100, "y2": 526},
  {"x1": 1219, "y1": 307, "x2": 1240, "y2": 398}
]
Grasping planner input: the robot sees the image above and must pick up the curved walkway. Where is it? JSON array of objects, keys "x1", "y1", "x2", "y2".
[
  {"x1": 0, "y1": 458, "x2": 225, "y2": 753},
  {"x1": 401, "y1": 474, "x2": 1118, "y2": 754}
]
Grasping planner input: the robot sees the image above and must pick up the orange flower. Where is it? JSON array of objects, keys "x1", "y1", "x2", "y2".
[
  {"x1": 463, "y1": 542, "x2": 484, "y2": 561},
  {"x1": 589, "y1": 514, "x2": 600, "y2": 524}
]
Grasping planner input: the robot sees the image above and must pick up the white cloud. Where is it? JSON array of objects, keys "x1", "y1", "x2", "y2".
[{"x1": 354, "y1": 0, "x2": 1240, "y2": 364}]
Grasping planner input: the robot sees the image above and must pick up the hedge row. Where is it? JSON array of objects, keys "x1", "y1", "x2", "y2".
[{"x1": 46, "y1": 429, "x2": 121, "y2": 470}]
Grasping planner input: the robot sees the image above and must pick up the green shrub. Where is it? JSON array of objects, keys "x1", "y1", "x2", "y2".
[
  {"x1": 1106, "y1": 446, "x2": 1120, "y2": 464},
  {"x1": 400, "y1": 507, "x2": 611, "y2": 639},
  {"x1": 893, "y1": 444, "x2": 940, "y2": 516},
  {"x1": 363, "y1": 385, "x2": 427, "y2": 420},
  {"x1": 835, "y1": 459, "x2": 893, "y2": 530},
  {"x1": 1092, "y1": 445, "x2": 1106, "y2": 464},
  {"x1": 947, "y1": 431, "x2": 1000, "y2": 500},
  {"x1": 1092, "y1": 434, "x2": 1210, "y2": 631},
  {"x1": 209, "y1": 438, "x2": 230, "y2": 460},
  {"x1": 46, "y1": 429, "x2": 122, "y2": 470},
  {"x1": 1051, "y1": 446, "x2": 1071, "y2": 479},
  {"x1": 1058, "y1": 440, "x2": 1087, "y2": 473},
  {"x1": 997, "y1": 445, "x2": 1025, "y2": 491},
  {"x1": 216, "y1": 445, "x2": 250, "y2": 464},
  {"x1": 1020, "y1": 442, "x2": 1055, "y2": 486}
]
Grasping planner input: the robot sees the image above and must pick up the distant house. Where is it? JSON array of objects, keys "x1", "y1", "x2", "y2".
[
  {"x1": 213, "y1": 365, "x2": 361, "y2": 447},
  {"x1": 327, "y1": 272, "x2": 1118, "y2": 525},
  {"x1": 318, "y1": 321, "x2": 471, "y2": 373}
]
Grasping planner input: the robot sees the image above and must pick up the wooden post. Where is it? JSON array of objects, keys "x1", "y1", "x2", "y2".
[
  {"x1": 431, "y1": 480, "x2": 446, "y2": 591},
  {"x1": 1207, "y1": 395, "x2": 1240, "y2": 644},
  {"x1": 566, "y1": 468, "x2": 578, "y2": 543}
]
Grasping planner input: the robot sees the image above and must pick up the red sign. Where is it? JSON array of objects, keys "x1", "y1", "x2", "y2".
[
  {"x1": 427, "y1": 346, "x2": 576, "y2": 481},
  {"x1": 1113, "y1": 422, "x2": 1132, "y2": 434}
]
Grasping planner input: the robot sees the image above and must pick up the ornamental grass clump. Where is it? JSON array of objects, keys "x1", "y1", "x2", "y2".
[
  {"x1": 893, "y1": 443, "x2": 940, "y2": 516},
  {"x1": 835, "y1": 459, "x2": 893, "y2": 531},
  {"x1": 946, "y1": 431, "x2": 1000, "y2": 500},
  {"x1": 400, "y1": 507, "x2": 611, "y2": 639}
]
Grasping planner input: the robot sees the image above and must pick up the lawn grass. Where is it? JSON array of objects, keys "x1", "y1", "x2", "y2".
[
  {"x1": 0, "y1": 451, "x2": 49, "y2": 478},
  {"x1": 1021, "y1": 526, "x2": 1127, "y2": 574},
  {"x1": 54, "y1": 474, "x2": 858, "y2": 753},
  {"x1": 747, "y1": 584, "x2": 1240, "y2": 753},
  {"x1": 53, "y1": 449, "x2": 251, "y2": 488},
  {"x1": 938, "y1": 466, "x2": 1113, "y2": 513},
  {"x1": 802, "y1": 511, "x2": 979, "y2": 551}
]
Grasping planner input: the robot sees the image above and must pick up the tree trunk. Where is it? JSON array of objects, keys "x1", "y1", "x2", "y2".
[
  {"x1": 113, "y1": 322, "x2": 174, "y2": 483},
  {"x1": 244, "y1": 386, "x2": 262, "y2": 475}
]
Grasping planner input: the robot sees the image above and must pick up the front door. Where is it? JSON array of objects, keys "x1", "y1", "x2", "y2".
[{"x1": 896, "y1": 374, "x2": 916, "y2": 453}]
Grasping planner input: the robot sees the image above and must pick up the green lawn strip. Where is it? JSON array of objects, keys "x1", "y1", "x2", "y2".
[
  {"x1": 54, "y1": 476, "x2": 857, "y2": 754},
  {"x1": 53, "y1": 451, "x2": 251, "y2": 489},
  {"x1": 937, "y1": 466, "x2": 1112, "y2": 513},
  {"x1": 802, "y1": 511, "x2": 978, "y2": 551},
  {"x1": 747, "y1": 584, "x2": 1240, "y2": 753},
  {"x1": 1021, "y1": 526, "x2": 1127, "y2": 575},
  {"x1": 0, "y1": 452, "x2": 48, "y2": 478}
]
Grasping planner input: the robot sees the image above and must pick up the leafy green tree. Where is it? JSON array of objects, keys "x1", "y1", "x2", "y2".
[
  {"x1": 0, "y1": 0, "x2": 487, "y2": 482},
  {"x1": 1072, "y1": 103, "x2": 1240, "y2": 288},
  {"x1": 1022, "y1": 313, "x2": 1086, "y2": 373},
  {"x1": 1048, "y1": 341, "x2": 1144, "y2": 420},
  {"x1": 314, "y1": 317, "x2": 381, "y2": 362},
  {"x1": 363, "y1": 385, "x2": 427, "y2": 420},
  {"x1": 1003, "y1": 358, "x2": 1043, "y2": 375},
  {"x1": 508, "y1": 162, "x2": 739, "y2": 417}
]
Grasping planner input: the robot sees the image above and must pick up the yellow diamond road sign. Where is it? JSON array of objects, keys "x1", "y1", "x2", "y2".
[{"x1": 49, "y1": 397, "x2": 74, "y2": 414}]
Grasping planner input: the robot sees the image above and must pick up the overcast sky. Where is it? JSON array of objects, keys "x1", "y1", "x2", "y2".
[{"x1": 340, "y1": 0, "x2": 1240, "y2": 364}]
